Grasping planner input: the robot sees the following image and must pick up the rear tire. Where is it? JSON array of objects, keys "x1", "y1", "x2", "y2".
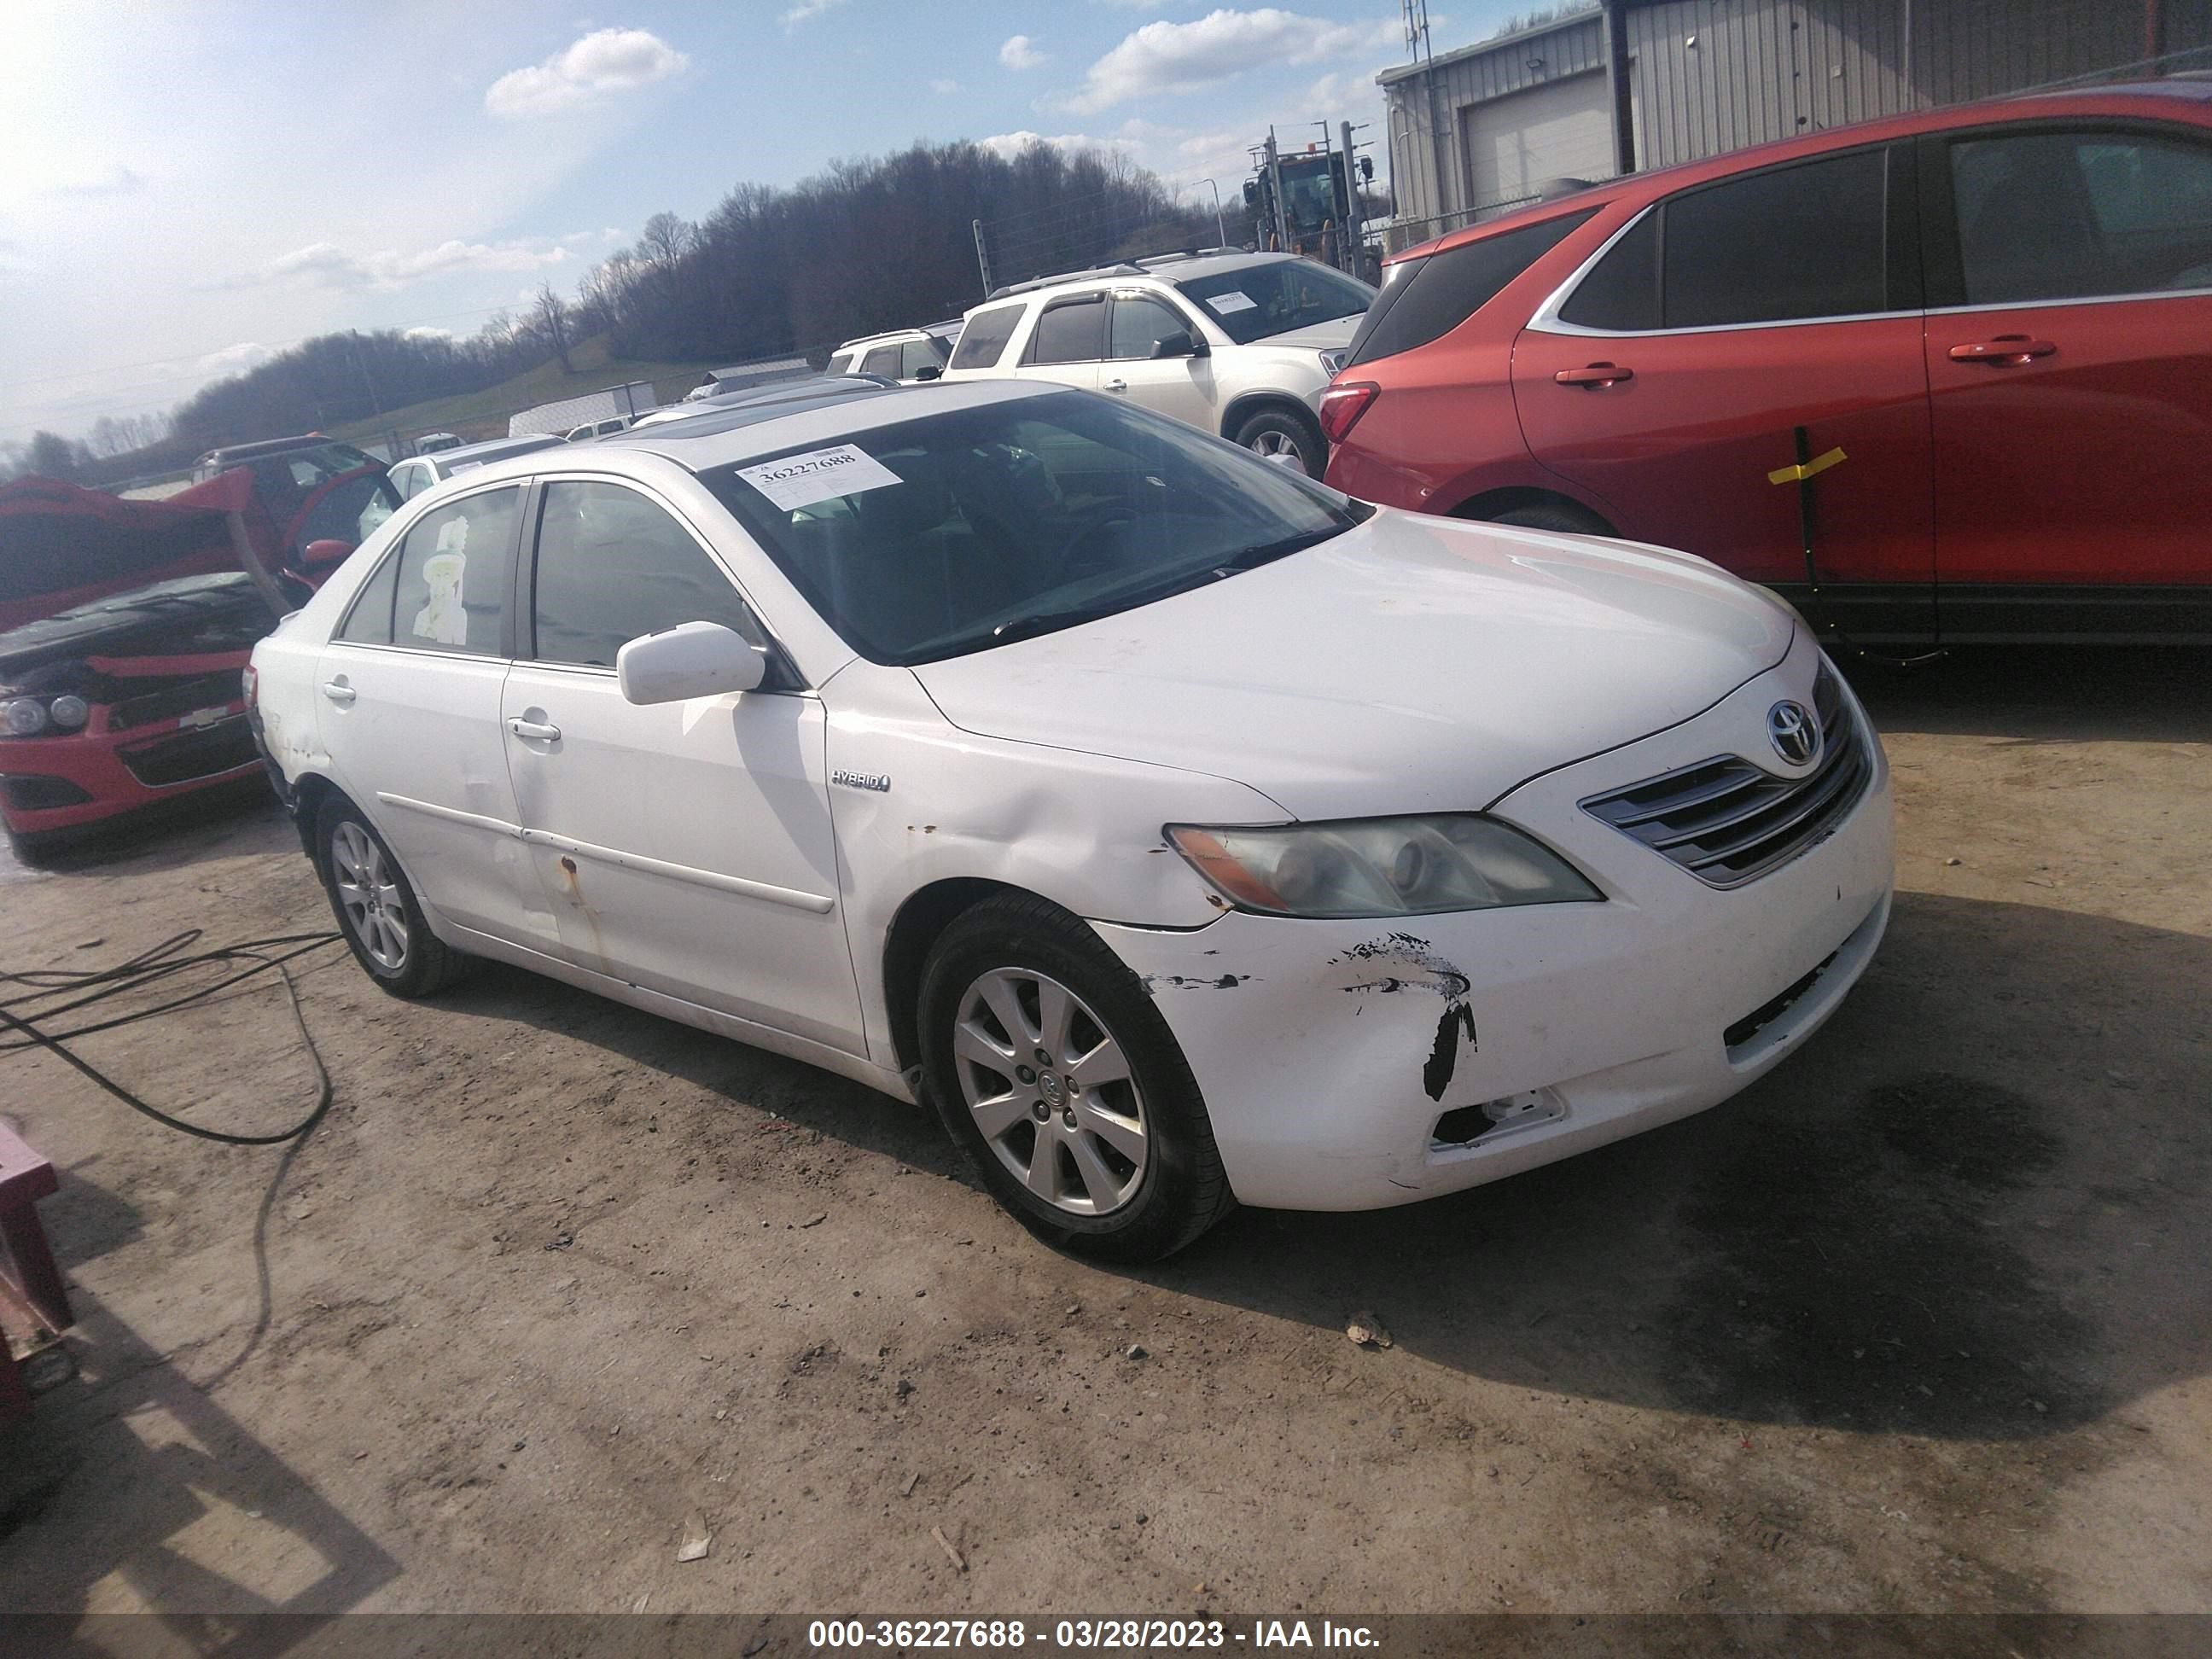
[
  {"x1": 1489, "y1": 501, "x2": 1615, "y2": 536},
  {"x1": 917, "y1": 893, "x2": 1234, "y2": 1262},
  {"x1": 1232, "y1": 406, "x2": 1327, "y2": 479},
  {"x1": 314, "y1": 795, "x2": 470, "y2": 998}
]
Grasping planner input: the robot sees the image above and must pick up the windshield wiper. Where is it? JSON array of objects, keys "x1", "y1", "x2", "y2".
[{"x1": 988, "y1": 600, "x2": 1130, "y2": 646}]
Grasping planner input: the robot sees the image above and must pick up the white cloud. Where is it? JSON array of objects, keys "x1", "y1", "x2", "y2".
[
  {"x1": 999, "y1": 34, "x2": 1049, "y2": 71},
  {"x1": 782, "y1": 0, "x2": 844, "y2": 24},
  {"x1": 978, "y1": 131, "x2": 1140, "y2": 162},
  {"x1": 244, "y1": 231, "x2": 612, "y2": 292},
  {"x1": 193, "y1": 342, "x2": 271, "y2": 378},
  {"x1": 1067, "y1": 8, "x2": 1400, "y2": 113},
  {"x1": 931, "y1": 77, "x2": 962, "y2": 95},
  {"x1": 485, "y1": 27, "x2": 687, "y2": 119},
  {"x1": 43, "y1": 164, "x2": 146, "y2": 199},
  {"x1": 404, "y1": 326, "x2": 457, "y2": 342}
]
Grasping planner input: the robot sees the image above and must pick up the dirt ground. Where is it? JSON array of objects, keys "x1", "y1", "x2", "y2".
[{"x1": 1, "y1": 646, "x2": 2208, "y2": 1626}]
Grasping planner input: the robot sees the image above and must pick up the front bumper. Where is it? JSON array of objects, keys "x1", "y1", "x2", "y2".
[
  {"x1": 0, "y1": 707, "x2": 260, "y2": 836},
  {"x1": 1092, "y1": 642, "x2": 1895, "y2": 1212}
]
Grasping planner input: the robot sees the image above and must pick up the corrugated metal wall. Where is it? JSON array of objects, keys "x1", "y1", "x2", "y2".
[
  {"x1": 1382, "y1": 15, "x2": 1609, "y2": 236},
  {"x1": 1383, "y1": 0, "x2": 2212, "y2": 244}
]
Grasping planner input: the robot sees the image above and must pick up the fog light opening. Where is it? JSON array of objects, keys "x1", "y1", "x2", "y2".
[{"x1": 1432, "y1": 1087, "x2": 1567, "y2": 1149}]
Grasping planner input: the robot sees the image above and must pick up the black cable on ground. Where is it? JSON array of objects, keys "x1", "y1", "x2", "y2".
[{"x1": 0, "y1": 929, "x2": 345, "y2": 1146}]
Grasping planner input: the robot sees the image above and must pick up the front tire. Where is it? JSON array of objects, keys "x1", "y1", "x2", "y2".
[
  {"x1": 917, "y1": 894, "x2": 1233, "y2": 1262},
  {"x1": 314, "y1": 795, "x2": 469, "y2": 998},
  {"x1": 1232, "y1": 406, "x2": 1327, "y2": 479}
]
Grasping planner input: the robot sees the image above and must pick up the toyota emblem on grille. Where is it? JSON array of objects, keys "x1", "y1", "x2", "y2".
[{"x1": 1767, "y1": 700, "x2": 1819, "y2": 767}]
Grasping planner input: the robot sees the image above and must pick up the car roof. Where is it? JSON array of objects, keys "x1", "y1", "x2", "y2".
[
  {"x1": 425, "y1": 434, "x2": 567, "y2": 466},
  {"x1": 1394, "y1": 79, "x2": 2212, "y2": 265},
  {"x1": 201, "y1": 434, "x2": 352, "y2": 463},
  {"x1": 446, "y1": 379, "x2": 1053, "y2": 487},
  {"x1": 975, "y1": 249, "x2": 1289, "y2": 309}
]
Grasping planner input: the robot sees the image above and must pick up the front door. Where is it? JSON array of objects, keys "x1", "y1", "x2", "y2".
[
  {"x1": 500, "y1": 476, "x2": 864, "y2": 1054},
  {"x1": 1919, "y1": 121, "x2": 2212, "y2": 631},
  {"x1": 1514, "y1": 142, "x2": 1936, "y2": 639},
  {"x1": 1101, "y1": 290, "x2": 1218, "y2": 430},
  {"x1": 315, "y1": 482, "x2": 537, "y2": 939}
]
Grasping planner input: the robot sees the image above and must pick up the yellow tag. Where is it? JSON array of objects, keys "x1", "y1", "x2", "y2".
[{"x1": 1768, "y1": 446, "x2": 1848, "y2": 486}]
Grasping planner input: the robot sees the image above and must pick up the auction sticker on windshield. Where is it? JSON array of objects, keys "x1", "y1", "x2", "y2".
[
  {"x1": 1209, "y1": 291, "x2": 1257, "y2": 314},
  {"x1": 736, "y1": 445, "x2": 904, "y2": 511}
]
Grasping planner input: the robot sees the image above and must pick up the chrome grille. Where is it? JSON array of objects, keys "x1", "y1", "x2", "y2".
[{"x1": 1580, "y1": 668, "x2": 1871, "y2": 888}]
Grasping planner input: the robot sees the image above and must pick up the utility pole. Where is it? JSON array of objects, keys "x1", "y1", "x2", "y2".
[
  {"x1": 1201, "y1": 178, "x2": 1226, "y2": 248},
  {"x1": 1341, "y1": 120, "x2": 1367, "y2": 275},
  {"x1": 971, "y1": 218, "x2": 993, "y2": 297}
]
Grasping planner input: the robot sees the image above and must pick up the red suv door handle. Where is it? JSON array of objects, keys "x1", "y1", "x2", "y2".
[
  {"x1": 1948, "y1": 336, "x2": 2057, "y2": 365},
  {"x1": 1556, "y1": 363, "x2": 1633, "y2": 387}
]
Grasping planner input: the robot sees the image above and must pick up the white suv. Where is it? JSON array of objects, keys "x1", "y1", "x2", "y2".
[
  {"x1": 938, "y1": 251, "x2": 1373, "y2": 476},
  {"x1": 828, "y1": 323, "x2": 960, "y2": 383}
]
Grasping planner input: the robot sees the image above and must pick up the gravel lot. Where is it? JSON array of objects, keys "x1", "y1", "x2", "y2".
[{"x1": 1, "y1": 647, "x2": 2207, "y2": 1625}]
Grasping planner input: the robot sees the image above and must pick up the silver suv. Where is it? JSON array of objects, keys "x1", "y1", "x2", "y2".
[{"x1": 938, "y1": 251, "x2": 1373, "y2": 476}]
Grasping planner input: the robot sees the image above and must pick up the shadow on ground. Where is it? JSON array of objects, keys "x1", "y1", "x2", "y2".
[
  {"x1": 1847, "y1": 644, "x2": 2212, "y2": 744},
  {"x1": 436, "y1": 882, "x2": 2210, "y2": 1445}
]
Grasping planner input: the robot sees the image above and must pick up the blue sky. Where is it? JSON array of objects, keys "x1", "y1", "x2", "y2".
[{"x1": 0, "y1": 2, "x2": 1520, "y2": 445}]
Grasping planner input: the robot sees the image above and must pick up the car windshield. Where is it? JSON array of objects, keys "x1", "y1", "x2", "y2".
[
  {"x1": 1173, "y1": 260, "x2": 1374, "y2": 344},
  {"x1": 701, "y1": 389, "x2": 1369, "y2": 666}
]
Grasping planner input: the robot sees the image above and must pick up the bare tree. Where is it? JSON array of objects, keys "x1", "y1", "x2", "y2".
[{"x1": 531, "y1": 282, "x2": 574, "y2": 374}]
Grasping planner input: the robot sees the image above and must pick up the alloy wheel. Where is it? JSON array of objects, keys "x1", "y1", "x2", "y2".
[
  {"x1": 1248, "y1": 429, "x2": 1300, "y2": 461},
  {"x1": 952, "y1": 967, "x2": 1148, "y2": 1216},
  {"x1": 331, "y1": 821, "x2": 410, "y2": 972}
]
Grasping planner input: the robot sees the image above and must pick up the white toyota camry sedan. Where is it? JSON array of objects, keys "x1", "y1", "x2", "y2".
[{"x1": 248, "y1": 377, "x2": 1892, "y2": 1260}]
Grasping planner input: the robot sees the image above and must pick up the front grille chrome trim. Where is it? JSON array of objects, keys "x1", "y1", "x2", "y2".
[{"x1": 1580, "y1": 667, "x2": 1872, "y2": 889}]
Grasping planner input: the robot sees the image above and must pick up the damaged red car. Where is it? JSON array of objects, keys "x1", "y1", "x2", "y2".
[{"x1": 0, "y1": 458, "x2": 397, "y2": 858}]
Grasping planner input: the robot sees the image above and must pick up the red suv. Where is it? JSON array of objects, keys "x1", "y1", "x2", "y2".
[{"x1": 1321, "y1": 81, "x2": 2212, "y2": 643}]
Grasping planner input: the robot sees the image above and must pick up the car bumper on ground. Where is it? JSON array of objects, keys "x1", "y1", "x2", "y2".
[{"x1": 1091, "y1": 639, "x2": 1895, "y2": 1212}]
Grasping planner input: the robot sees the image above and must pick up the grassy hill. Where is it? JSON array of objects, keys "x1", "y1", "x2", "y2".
[{"x1": 328, "y1": 335, "x2": 726, "y2": 448}]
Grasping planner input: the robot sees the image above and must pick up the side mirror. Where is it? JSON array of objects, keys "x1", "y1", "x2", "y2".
[
  {"x1": 616, "y1": 620, "x2": 766, "y2": 705},
  {"x1": 1150, "y1": 330, "x2": 1207, "y2": 360},
  {"x1": 913, "y1": 364, "x2": 942, "y2": 381},
  {"x1": 301, "y1": 538, "x2": 354, "y2": 570}
]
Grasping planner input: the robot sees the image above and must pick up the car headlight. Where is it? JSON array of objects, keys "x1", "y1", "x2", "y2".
[
  {"x1": 2, "y1": 697, "x2": 49, "y2": 736},
  {"x1": 48, "y1": 695, "x2": 90, "y2": 730},
  {"x1": 1167, "y1": 815, "x2": 1601, "y2": 918}
]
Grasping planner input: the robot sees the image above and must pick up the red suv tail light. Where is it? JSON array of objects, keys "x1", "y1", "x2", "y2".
[{"x1": 1318, "y1": 381, "x2": 1379, "y2": 445}]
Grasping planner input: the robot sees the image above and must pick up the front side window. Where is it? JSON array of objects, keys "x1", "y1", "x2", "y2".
[
  {"x1": 947, "y1": 304, "x2": 1023, "y2": 370},
  {"x1": 530, "y1": 480, "x2": 765, "y2": 668},
  {"x1": 826, "y1": 351, "x2": 857, "y2": 375},
  {"x1": 862, "y1": 345, "x2": 902, "y2": 378},
  {"x1": 1026, "y1": 296, "x2": 1106, "y2": 365},
  {"x1": 1173, "y1": 259, "x2": 1375, "y2": 345},
  {"x1": 899, "y1": 338, "x2": 947, "y2": 378},
  {"x1": 701, "y1": 389, "x2": 1369, "y2": 666},
  {"x1": 1561, "y1": 148, "x2": 1888, "y2": 330},
  {"x1": 1109, "y1": 294, "x2": 1195, "y2": 360},
  {"x1": 1948, "y1": 128, "x2": 2212, "y2": 304},
  {"x1": 389, "y1": 486, "x2": 520, "y2": 655}
]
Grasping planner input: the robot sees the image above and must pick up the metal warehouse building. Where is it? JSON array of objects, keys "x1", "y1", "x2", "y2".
[{"x1": 1382, "y1": 0, "x2": 2212, "y2": 248}]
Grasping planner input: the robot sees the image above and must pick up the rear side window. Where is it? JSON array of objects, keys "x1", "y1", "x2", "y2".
[
  {"x1": 389, "y1": 486, "x2": 521, "y2": 656},
  {"x1": 948, "y1": 304, "x2": 1023, "y2": 370},
  {"x1": 530, "y1": 481, "x2": 764, "y2": 668},
  {"x1": 1947, "y1": 128, "x2": 2212, "y2": 304},
  {"x1": 1346, "y1": 209, "x2": 1596, "y2": 367},
  {"x1": 1665, "y1": 148, "x2": 1887, "y2": 326},
  {"x1": 1026, "y1": 295, "x2": 1106, "y2": 365}
]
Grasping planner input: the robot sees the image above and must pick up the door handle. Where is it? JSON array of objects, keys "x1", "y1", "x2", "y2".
[
  {"x1": 1103, "y1": 377, "x2": 1128, "y2": 393},
  {"x1": 319, "y1": 681, "x2": 356, "y2": 705},
  {"x1": 506, "y1": 718, "x2": 562, "y2": 742},
  {"x1": 1948, "y1": 336, "x2": 2057, "y2": 365},
  {"x1": 1555, "y1": 362, "x2": 1633, "y2": 387}
]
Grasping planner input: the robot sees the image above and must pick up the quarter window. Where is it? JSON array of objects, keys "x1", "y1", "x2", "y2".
[
  {"x1": 1026, "y1": 295, "x2": 1106, "y2": 365},
  {"x1": 335, "y1": 549, "x2": 401, "y2": 645},
  {"x1": 530, "y1": 481, "x2": 765, "y2": 669},
  {"x1": 1948, "y1": 129, "x2": 2212, "y2": 304},
  {"x1": 1348, "y1": 209, "x2": 1597, "y2": 365},
  {"x1": 947, "y1": 304, "x2": 1023, "y2": 370},
  {"x1": 389, "y1": 486, "x2": 520, "y2": 656}
]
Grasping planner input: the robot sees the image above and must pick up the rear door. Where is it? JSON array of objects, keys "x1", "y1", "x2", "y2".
[
  {"x1": 1513, "y1": 142, "x2": 1936, "y2": 639},
  {"x1": 1918, "y1": 119, "x2": 2212, "y2": 628},
  {"x1": 1013, "y1": 292, "x2": 1105, "y2": 393},
  {"x1": 500, "y1": 475, "x2": 863, "y2": 1054},
  {"x1": 315, "y1": 483, "x2": 538, "y2": 940},
  {"x1": 1101, "y1": 289, "x2": 1218, "y2": 430}
]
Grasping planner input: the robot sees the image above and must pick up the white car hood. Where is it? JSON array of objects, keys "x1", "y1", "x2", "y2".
[
  {"x1": 909, "y1": 509, "x2": 1796, "y2": 821},
  {"x1": 1251, "y1": 316, "x2": 1361, "y2": 351}
]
